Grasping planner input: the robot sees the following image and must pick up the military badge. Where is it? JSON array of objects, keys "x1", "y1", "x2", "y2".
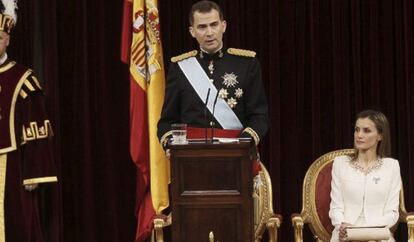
[
  {"x1": 222, "y1": 72, "x2": 238, "y2": 87},
  {"x1": 227, "y1": 97, "x2": 237, "y2": 108},
  {"x1": 235, "y1": 88, "x2": 243, "y2": 98},
  {"x1": 208, "y1": 60, "x2": 214, "y2": 74},
  {"x1": 218, "y1": 88, "x2": 229, "y2": 99}
]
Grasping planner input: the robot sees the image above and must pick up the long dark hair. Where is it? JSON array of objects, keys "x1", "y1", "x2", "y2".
[{"x1": 353, "y1": 109, "x2": 391, "y2": 158}]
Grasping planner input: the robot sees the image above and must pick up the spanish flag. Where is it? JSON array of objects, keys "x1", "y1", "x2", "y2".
[{"x1": 121, "y1": 0, "x2": 169, "y2": 240}]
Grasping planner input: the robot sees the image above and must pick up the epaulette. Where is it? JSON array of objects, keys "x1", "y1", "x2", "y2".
[
  {"x1": 171, "y1": 50, "x2": 198, "y2": 63},
  {"x1": 227, "y1": 48, "x2": 256, "y2": 57}
]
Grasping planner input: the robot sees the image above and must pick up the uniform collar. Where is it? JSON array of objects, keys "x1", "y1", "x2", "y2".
[{"x1": 199, "y1": 46, "x2": 225, "y2": 60}]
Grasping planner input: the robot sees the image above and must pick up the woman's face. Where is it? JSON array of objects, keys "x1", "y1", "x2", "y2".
[{"x1": 354, "y1": 117, "x2": 382, "y2": 153}]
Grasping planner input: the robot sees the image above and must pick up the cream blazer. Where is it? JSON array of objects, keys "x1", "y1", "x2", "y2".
[{"x1": 329, "y1": 155, "x2": 401, "y2": 228}]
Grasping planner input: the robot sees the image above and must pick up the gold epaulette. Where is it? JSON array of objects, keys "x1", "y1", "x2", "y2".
[
  {"x1": 227, "y1": 48, "x2": 256, "y2": 57},
  {"x1": 171, "y1": 50, "x2": 198, "y2": 63}
]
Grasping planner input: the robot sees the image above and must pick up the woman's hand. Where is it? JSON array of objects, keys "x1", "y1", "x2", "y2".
[{"x1": 339, "y1": 222, "x2": 352, "y2": 242}]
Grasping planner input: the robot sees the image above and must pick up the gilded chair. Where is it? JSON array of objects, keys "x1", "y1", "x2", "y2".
[
  {"x1": 153, "y1": 161, "x2": 282, "y2": 242},
  {"x1": 291, "y1": 149, "x2": 414, "y2": 242},
  {"x1": 253, "y1": 162, "x2": 283, "y2": 242}
]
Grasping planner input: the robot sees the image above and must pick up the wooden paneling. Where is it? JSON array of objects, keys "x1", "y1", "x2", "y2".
[{"x1": 170, "y1": 141, "x2": 254, "y2": 242}]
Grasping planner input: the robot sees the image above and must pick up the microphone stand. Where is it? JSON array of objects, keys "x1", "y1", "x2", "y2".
[
  {"x1": 210, "y1": 91, "x2": 219, "y2": 143},
  {"x1": 204, "y1": 88, "x2": 211, "y2": 143}
]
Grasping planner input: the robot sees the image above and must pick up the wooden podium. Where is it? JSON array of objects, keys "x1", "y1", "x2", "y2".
[{"x1": 169, "y1": 139, "x2": 255, "y2": 242}]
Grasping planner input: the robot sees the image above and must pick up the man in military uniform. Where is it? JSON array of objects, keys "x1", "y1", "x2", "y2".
[
  {"x1": 158, "y1": 0, "x2": 269, "y2": 147},
  {"x1": 0, "y1": 1, "x2": 57, "y2": 241}
]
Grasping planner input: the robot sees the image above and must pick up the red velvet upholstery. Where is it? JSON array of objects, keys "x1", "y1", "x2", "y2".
[{"x1": 315, "y1": 162, "x2": 335, "y2": 234}]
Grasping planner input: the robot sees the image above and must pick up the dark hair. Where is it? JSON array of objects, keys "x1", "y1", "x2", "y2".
[
  {"x1": 189, "y1": 0, "x2": 224, "y2": 25},
  {"x1": 354, "y1": 109, "x2": 391, "y2": 158}
]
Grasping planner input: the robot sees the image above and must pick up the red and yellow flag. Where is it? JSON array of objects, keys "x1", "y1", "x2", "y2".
[{"x1": 121, "y1": 0, "x2": 169, "y2": 240}]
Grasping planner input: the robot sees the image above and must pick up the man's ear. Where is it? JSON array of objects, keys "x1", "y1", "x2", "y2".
[
  {"x1": 222, "y1": 20, "x2": 227, "y2": 33},
  {"x1": 189, "y1": 26, "x2": 195, "y2": 38}
]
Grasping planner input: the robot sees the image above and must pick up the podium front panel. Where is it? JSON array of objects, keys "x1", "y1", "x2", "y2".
[
  {"x1": 170, "y1": 141, "x2": 254, "y2": 242},
  {"x1": 179, "y1": 157, "x2": 241, "y2": 196},
  {"x1": 179, "y1": 204, "x2": 241, "y2": 241}
]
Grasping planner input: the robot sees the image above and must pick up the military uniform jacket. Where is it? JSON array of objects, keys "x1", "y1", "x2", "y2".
[{"x1": 157, "y1": 48, "x2": 269, "y2": 145}]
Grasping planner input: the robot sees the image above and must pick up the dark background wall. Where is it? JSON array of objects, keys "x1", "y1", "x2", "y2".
[{"x1": 9, "y1": 0, "x2": 414, "y2": 241}]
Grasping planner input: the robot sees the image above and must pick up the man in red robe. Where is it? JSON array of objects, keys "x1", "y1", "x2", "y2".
[{"x1": 0, "y1": 1, "x2": 57, "y2": 241}]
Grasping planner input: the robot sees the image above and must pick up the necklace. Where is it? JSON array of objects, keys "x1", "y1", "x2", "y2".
[{"x1": 350, "y1": 157, "x2": 383, "y2": 175}]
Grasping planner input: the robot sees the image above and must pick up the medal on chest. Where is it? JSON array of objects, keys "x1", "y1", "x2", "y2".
[{"x1": 216, "y1": 72, "x2": 244, "y2": 109}]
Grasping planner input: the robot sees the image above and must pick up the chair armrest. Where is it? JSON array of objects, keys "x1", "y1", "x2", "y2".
[
  {"x1": 153, "y1": 213, "x2": 172, "y2": 242},
  {"x1": 407, "y1": 212, "x2": 414, "y2": 242},
  {"x1": 266, "y1": 214, "x2": 282, "y2": 242},
  {"x1": 291, "y1": 213, "x2": 304, "y2": 242}
]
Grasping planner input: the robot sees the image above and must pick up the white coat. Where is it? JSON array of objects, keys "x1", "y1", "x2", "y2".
[{"x1": 329, "y1": 155, "x2": 401, "y2": 242}]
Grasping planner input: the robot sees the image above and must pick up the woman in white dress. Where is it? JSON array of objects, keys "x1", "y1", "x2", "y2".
[{"x1": 329, "y1": 110, "x2": 401, "y2": 242}]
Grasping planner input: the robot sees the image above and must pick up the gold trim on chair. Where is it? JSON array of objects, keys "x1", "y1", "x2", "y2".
[
  {"x1": 292, "y1": 149, "x2": 354, "y2": 242},
  {"x1": 407, "y1": 213, "x2": 414, "y2": 242},
  {"x1": 398, "y1": 183, "x2": 414, "y2": 242},
  {"x1": 300, "y1": 149, "x2": 354, "y2": 241},
  {"x1": 254, "y1": 162, "x2": 282, "y2": 242},
  {"x1": 291, "y1": 215, "x2": 304, "y2": 242},
  {"x1": 153, "y1": 213, "x2": 171, "y2": 242}
]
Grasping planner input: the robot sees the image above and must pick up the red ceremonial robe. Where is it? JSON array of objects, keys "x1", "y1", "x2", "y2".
[{"x1": 0, "y1": 60, "x2": 57, "y2": 242}]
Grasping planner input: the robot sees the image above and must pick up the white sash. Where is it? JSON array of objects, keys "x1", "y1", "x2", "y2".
[{"x1": 178, "y1": 57, "x2": 243, "y2": 129}]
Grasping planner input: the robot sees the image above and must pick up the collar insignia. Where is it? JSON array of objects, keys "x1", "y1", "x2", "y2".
[{"x1": 208, "y1": 60, "x2": 214, "y2": 74}]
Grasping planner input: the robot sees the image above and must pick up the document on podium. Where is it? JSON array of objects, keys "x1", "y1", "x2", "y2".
[{"x1": 185, "y1": 137, "x2": 252, "y2": 144}]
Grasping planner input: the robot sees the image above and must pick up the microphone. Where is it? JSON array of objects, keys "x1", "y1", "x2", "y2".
[
  {"x1": 210, "y1": 90, "x2": 219, "y2": 142},
  {"x1": 204, "y1": 88, "x2": 211, "y2": 142}
]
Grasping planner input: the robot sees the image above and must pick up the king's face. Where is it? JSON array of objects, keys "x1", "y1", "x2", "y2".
[{"x1": 189, "y1": 9, "x2": 226, "y2": 54}]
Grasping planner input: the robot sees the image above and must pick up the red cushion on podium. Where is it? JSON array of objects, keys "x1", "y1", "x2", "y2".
[{"x1": 186, "y1": 127, "x2": 241, "y2": 139}]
